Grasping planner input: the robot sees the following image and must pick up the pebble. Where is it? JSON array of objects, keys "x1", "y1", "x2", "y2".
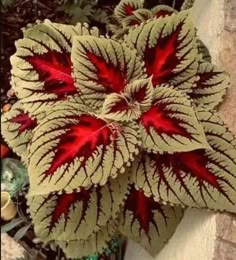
[
  {"x1": 7, "y1": 89, "x2": 15, "y2": 98},
  {"x1": 1, "y1": 144, "x2": 9, "y2": 158},
  {"x1": 33, "y1": 237, "x2": 42, "y2": 244}
]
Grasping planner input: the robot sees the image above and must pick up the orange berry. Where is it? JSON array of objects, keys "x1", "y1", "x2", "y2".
[
  {"x1": 1, "y1": 144, "x2": 9, "y2": 158},
  {"x1": 2, "y1": 104, "x2": 12, "y2": 112}
]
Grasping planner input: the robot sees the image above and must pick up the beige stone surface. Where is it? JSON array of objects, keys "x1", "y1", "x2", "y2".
[
  {"x1": 216, "y1": 214, "x2": 236, "y2": 244},
  {"x1": 1, "y1": 233, "x2": 26, "y2": 260},
  {"x1": 213, "y1": 0, "x2": 236, "y2": 259},
  {"x1": 218, "y1": 30, "x2": 236, "y2": 133}
]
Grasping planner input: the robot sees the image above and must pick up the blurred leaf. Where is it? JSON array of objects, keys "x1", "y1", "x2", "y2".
[
  {"x1": 14, "y1": 223, "x2": 32, "y2": 241},
  {"x1": 93, "y1": 8, "x2": 110, "y2": 24},
  {"x1": 1, "y1": 218, "x2": 25, "y2": 233},
  {"x1": 1, "y1": 158, "x2": 28, "y2": 197},
  {"x1": 1, "y1": 0, "x2": 14, "y2": 8}
]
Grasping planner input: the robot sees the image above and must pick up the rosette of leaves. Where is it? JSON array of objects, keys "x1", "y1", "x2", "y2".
[{"x1": 1, "y1": 4, "x2": 236, "y2": 260}]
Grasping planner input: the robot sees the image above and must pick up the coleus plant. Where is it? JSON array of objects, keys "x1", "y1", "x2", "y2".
[{"x1": 1, "y1": 0, "x2": 236, "y2": 259}]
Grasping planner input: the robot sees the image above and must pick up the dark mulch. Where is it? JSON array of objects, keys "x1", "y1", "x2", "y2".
[{"x1": 1, "y1": 0, "x2": 70, "y2": 104}]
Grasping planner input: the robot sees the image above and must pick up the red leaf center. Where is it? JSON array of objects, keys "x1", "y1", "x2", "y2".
[
  {"x1": 132, "y1": 86, "x2": 148, "y2": 103},
  {"x1": 170, "y1": 150, "x2": 219, "y2": 187},
  {"x1": 51, "y1": 189, "x2": 90, "y2": 224},
  {"x1": 140, "y1": 105, "x2": 189, "y2": 136},
  {"x1": 124, "y1": 4, "x2": 135, "y2": 15},
  {"x1": 144, "y1": 25, "x2": 181, "y2": 86},
  {"x1": 26, "y1": 51, "x2": 77, "y2": 98},
  {"x1": 45, "y1": 114, "x2": 112, "y2": 177},
  {"x1": 125, "y1": 186, "x2": 163, "y2": 233},
  {"x1": 155, "y1": 10, "x2": 174, "y2": 19},
  {"x1": 10, "y1": 112, "x2": 37, "y2": 133},
  {"x1": 109, "y1": 98, "x2": 129, "y2": 113},
  {"x1": 87, "y1": 51, "x2": 126, "y2": 93}
]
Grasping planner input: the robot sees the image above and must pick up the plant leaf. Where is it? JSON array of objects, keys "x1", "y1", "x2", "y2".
[
  {"x1": 125, "y1": 78, "x2": 154, "y2": 111},
  {"x1": 114, "y1": 0, "x2": 144, "y2": 21},
  {"x1": 1, "y1": 102, "x2": 39, "y2": 161},
  {"x1": 14, "y1": 223, "x2": 32, "y2": 241},
  {"x1": 102, "y1": 93, "x2": 141, "y2": 122},
  {"x1": 102, "y1": 78, "x2": 153, "y2": 122},
  {"x1": 28, "y1": 173, "x2": 128, "y2": 242},
  {"x1": 190, "y1": 62, "x2": 230, "y2": 110},
  {"x1": 11, "y1": 20, "x2": 99, "y2": 115},
  {"x1": 28, "y1": 108, "x2": 140, "y2": 195},
  {"x1": 124, "y1": 10, "x2": 200, "y2": 93},
  {"x1": 118, "y1": 185, "x2": 184, "y2": 256},
  {"x1": 71, "y1": 35, "x2": 146, "y2": 110},
  {"x1": 139, "y1": 86, "x2": 209, "y2": 153},
  {"x1": 1, "y1": 218, "x2": 25, "y2": 233},
  {"x1": 122, "y1": 9, "x2": 153, "y2": 27},
  {"x1": 197, "y1": 39, "x2": 212, "y2": 63},
  {"x1": 151, "y1": 5, "x2": 176, "y2": 18},
  {"x1": 132, "y1": 110, "x2": 236, "y2": 213},
  {"x1": 133, "y1": 8, "x2": 153, "y2": 21},
  {"x1": 56, "y1": 219, "x2": 118, "y2": 259}
]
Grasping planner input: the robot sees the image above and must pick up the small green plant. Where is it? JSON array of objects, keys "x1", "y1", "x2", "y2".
[
  {"x1": 2, "y1": 0, "x2": 235, "y2": 259},
  {"x1": 57, "y1": 0, "x2": 111, "y2": 26},
  {"x1": 1, "y1": 0, "x2": 15, "y2": 9},
  {"x1": 1, "y1": 158, "x2": 29, "y2": 197},
  {"x1": 1, "y1": 212, "x2": 31, "y2": 241}
]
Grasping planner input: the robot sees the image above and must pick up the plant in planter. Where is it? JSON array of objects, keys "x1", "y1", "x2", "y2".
[{"x1": 1, "y1": 0, "x2": 236, "y2": 259}]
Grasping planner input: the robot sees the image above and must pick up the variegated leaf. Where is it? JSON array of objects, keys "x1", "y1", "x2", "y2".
[
  {"x1": 133, "y1": 9, "x2": 153, "y2": 20},
  {"x1": 122, "y1": 9, "x2": 153, "y2": 27},
  {"x1": 108, "y1": 24, "x2": 129, "y2": 40},
  {"x1": 190, "y1": 62, "x2": 230, "y2": 110},
  {"x1": 132, "y1": 110, "x2": 236, "y2": 213},
  {"x1": 125, "y1": 78, "x2": 154, "y2": 111},
  {"x1": 114, "y1": 0, "x2": 144, "y2": 21},
  {"x1": 102, "y1": 93, "x2": 141, "y2": 122},
  {"x1": 10, "y1": 20, "x2": 99, "y2": 115},
  {"x1": 139, "y1": 86, "x2": 209, "y2": 153},
  {"x1": 1, "y1": 101, "x2": 39, "y2": 161},
  {"x1": 28, "y1": 173, "x2": 128, "y2": 241},
  {"x1": 151, "y1": 5, "x2": 176, "y2": 18},
  {"x1": 28, "y1": 109, "x2": 140, "y2": 195},
  {"x1": 71, "y1": 36, "x2": 146, "y2": 110},
  {"x1": 102, "y1": 78, "x2": 153, "y2": 122},
  {"x1": 124, "y1": 10, "x2": 200, "y2": 93},
  {"x1": 122, "y1": 5, "x2": 175, "y2": 28},
  {"x1": 56, "y1": 219, "x2": 117, "y2": 259},
  {"x1": 197, "y1": 39, "x2": 212, "y2": 63},
  {"x1": 118, "y1": 185, "x2": 184, "y2": 256}
]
